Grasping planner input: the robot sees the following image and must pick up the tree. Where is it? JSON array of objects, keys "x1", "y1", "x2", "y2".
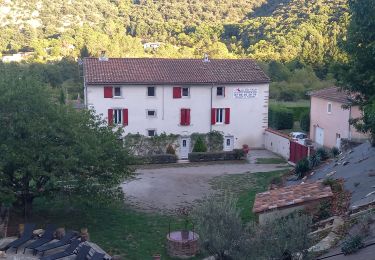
[
  {"x1": 0, "y1": 82, "x2": 133, "y2": 214},
  {"x1": 193, "y1": 137, "x2": 207, "y2": 152},
  {"x1": 339, "y1": 0, "x2": 375, "y2": 145}
]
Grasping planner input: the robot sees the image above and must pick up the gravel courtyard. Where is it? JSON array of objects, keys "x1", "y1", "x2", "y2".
[{"x1": 121, "y1": 150, "x2": 290, "y2": 213}]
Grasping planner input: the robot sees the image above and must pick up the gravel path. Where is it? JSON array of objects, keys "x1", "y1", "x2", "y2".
[{"x1": 121, "y1": 150, "x2": 290, "y2": 213}]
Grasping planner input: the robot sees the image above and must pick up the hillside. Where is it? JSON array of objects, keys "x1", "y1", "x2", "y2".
[{"x1": 0, "y1": 0, "x2": 348, "y2": 66}]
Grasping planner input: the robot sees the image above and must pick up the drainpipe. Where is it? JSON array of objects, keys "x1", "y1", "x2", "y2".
[
  {"x1": 348, "y1": 106, "x2": 352, "y2": 140},
  {"x1": 210, "y1": 84, "x2": 214, "y2": 132},
  {"x1": 162, "y1": 86, "x2": 165, "y2": 120}
]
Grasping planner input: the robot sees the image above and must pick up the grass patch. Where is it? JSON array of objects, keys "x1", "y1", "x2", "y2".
[
  {"x1": 29, "y1": 198, "x2": 202, "y2": 260},
  {"x1": 210, "y1": 170, "x2": 289, "y2": 222},
  {"x1": 256, "y1": 157, "x2": 287, "y2": 164}
]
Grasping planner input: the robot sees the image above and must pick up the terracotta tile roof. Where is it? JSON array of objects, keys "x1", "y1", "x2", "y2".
[
  {"x1": 309, "y1": 87, "x2": 353, "y2": 104},
  {"x1": 83, "y1": 58, "x2": 270, "y2": 85},
  {"x1": 253, "y1": 181, "x2": 333, "y2": 214}
]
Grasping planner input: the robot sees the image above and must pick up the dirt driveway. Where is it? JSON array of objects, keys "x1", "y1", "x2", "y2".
[{"x1": 121, "y1": 150, "x2": 289, "y2": 213}]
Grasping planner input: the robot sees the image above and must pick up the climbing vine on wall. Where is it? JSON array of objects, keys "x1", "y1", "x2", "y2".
[{"x1": 123, "y1": 133, "x2": 179, "y2": 156}]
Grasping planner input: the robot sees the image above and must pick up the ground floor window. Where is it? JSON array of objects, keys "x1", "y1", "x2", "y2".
[{"x1": 147, "y1": 129, "x2": 157, "y2": 137}]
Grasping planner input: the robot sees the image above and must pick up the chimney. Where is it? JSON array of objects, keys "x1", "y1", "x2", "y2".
[
  {"x1": 203, "y1": 53, "x2": 210, "y2": 63},
  {"x1": 99, "y1": 50, "x2": 108, "y2": 61}
]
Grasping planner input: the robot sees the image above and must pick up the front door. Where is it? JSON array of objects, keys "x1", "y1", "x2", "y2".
[
  {"x1": 224, "y1": 136, "x2": 234, "y2": 151},
  {"x1": 315, "y1": 127, "x2": 324, "y2": 146},
  {"x1": 180, "y1": 137, "x2": 190, "y2": 159}
]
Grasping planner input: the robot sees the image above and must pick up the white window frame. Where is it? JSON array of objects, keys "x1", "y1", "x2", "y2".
[
  {"x1": 217, "y1": 86, "x2": 225, "y2": 97},
  {"x1": 113, "y1": 109, "x2": 122, "y2": 125},
  {"x1": 147, "y1": 129, "x2": 157, "y2": 137},
  {"x1": 216, "y1": 108, "x2": 224, "y2": 124},
  {"x1": 182, "y1": 87, "x2": 190, "y2": 97},
  {"x1": 327, "y1": 102, "x2": 332, "y2": 114},
  {"x1": 146, "y1": 109, "x2": 157, "y2": 118},
  {"x1": 147, "y1": 86, "x2": 156, "y2": 97},
  {"x1": 113, "y1": 87, "x2": 122, "y2": 98}
]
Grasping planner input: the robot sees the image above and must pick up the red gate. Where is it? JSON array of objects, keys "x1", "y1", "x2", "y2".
[{"x1": 289, "y1": 141, "x2": 309, "y2": 163}]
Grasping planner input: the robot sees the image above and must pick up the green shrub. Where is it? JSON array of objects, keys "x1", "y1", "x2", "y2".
[
  {"x1": 316, "y1": 147, "x2": 329, "y2": 161},
  {"x1": 341, "y1": 235, "x2": 364, "y2": 255},
  {"x1": 308, "y1": 153, "x2": 321, "y2": 168},
  {"x1": 269, "y1": 105, "x2": 294, "y2": 130},
  {"x1": 315, "y1": 201, "x2": 332, "y2": 222},
  {"x1": 193, "y1": 137, "x2": 207, "y2": 152},
  {"x1": 330, "y1": 147, "x2": 340, "y2": 157},
  {"x1": 132, "y1": 154, "x2": 178, "y2": 164},
  {"x1": 166, "y1": 144, "x2": 176, "y2": 155},
  {"x1": 295, "y1": 158, "x2": 310, "y2": 179},
  {"x1": 300, "y1": 112, "x2": 310, "y2": 132},
  {"x1": 188, "y1": 151, "x2": 244, "y2": 162},
  {"x1": 322, "y1": 178, "x2": 342, "y2": 192}
]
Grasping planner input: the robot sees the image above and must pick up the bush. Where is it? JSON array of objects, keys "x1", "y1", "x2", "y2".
[
  {"x1": 166, "y1": 144, "x2": 176, "y2": 155},
  {"x1": 323, "y1": 178, "x2": 342, "y2": 192},
  {"x1": 316, "y1": 147, "x2": 329, "y2": 161},
  {"x1": 300, "y1": 112, "x2": 310, "y2": 132},
  {"x1": 188, "y1": 151, "x2": 244, "y2": 162},
  {"x1": 133, "y1": 154, "x2": 177, "y2": 164},
  {"x1": 193, "y1": 195, "x2": 244, "y2": 259},
  {"x1": 295, "y1": 158, "x2": 310, "y2": 179},
  {"x1": 308, "y1": 153, "x2": 321, "y2": 168},
  {"x1": 331, "y1": 147, "x2": 340, "y2": 157},
  {"x1": 341, "y1": 235, "x2": 364, "y2": 255},
  {"x1": 193, "y1": 137, "x2": 207, "y2": 152},
  {"x1": 269, "y1": 105, "x2": 294, "y2": 130}
]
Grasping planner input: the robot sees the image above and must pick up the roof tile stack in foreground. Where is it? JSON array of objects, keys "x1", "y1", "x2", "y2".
[
  {"x1": 253, "y1": 181, "x2": 333, "y2": 214},
  {"x1": 84, "y1": 58, "x2": 270, "y2": 85}
]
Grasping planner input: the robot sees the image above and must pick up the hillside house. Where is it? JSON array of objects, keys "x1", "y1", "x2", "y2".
[
  {"x1": 309, "y1": 87, "x2": 368, "y2": 149},
  {"x1": 83, "y1": 57, "x2": 270, "y2": 158}
]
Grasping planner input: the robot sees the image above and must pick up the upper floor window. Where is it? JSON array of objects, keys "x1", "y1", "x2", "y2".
[
  {"x1": 147, "y1": 86, "x2": 156, "y2": 97},
  {"x1": 327, "y1": 103, "x2": 332, "y2": 114},
  {"x1": 211, "y1": 108, "x2": 230, "y2": 125},
  {"x1": 114, "y1": 87, "x2": 121, "y2": 97},
  {"x1": 108, "y1": 108, "x2": 128, "y2": 126},
  {"x1": 182, "y1": 87, "x2": 190, "y2": 97},
  {"x1": 217, "y1": 86, "x2": 225, "y2": 97},
  {"x1": 216, "y1": 108, "x2": 224, "y2": 123}
]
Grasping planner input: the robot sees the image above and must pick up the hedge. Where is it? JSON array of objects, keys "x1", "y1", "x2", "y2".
[
  {"x1": 133, "y1": 154, "x2": 178, "y2": 164},
  {"x1": 300, "y1": 111, "x2": 310, "y2": 132},
  {"x1": 287, "y1": 106, "x2": 310, "y2": 121},
  {"x1": 188, "y1": 149, "x2": 245, "y2": 162},
  {"x1": 269, "y1": 105, "x2": 294, "y2": 130}
]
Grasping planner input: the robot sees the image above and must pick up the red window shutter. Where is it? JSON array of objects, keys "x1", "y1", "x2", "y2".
[
  {"x1": 108, "y1": 109, "x2": 113, "y2": 126},
  {"x1": 225, "y1": 108, "x2": 230, "y2": 124},
  {"x1": 211, "y1": 108, "x2": 216, "y2": 125},
  {"x1": 104, "y1": 86, "x2": 113, "y2": 98},
  {"x1": 123, "y1": 109, "x2": 128, "y2": 126},
  {"x1": 173, "y1": 87, "x2": 182, "y2": 98},
  {"x1": 186, "y1": 109, "x2": 191, "y2": 125},
  {"x1": 223, "y1": 87, "x2": 226, "y2": 97},
  {"x1": 180, "y1": 109, "x2": 186, "y2": 125}
]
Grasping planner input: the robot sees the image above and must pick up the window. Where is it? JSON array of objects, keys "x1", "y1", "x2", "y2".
[
  {"x1": 216, "y1": 108, "x2": 224, "y2": 123},
  {"x1": 147, "y1": 109, "x2": 157, "y2": 117},
  {"x1": 114, "y1": 87, "x2": 121, "y2": 97},
  {"x1": 113, "y1": 109, "x2": 122, "y2": 125},
  {"x1": 147, "y1": 86, "x2": 155, "y2": 97},
  {"x1": 327, "y1": 103, "x2": 332, "y2": 114},
  {"x1": 182, "y1": 87, "x2": 190, "y2": 97},
  {"x1": 147, "y1": 129, "x2": 156, "y2": 137},
  {"x1": 180, "y1": 108, "x2": 191, "y2": 125},
  {"x1": 217, "y1": 86, "x2": 225, "y2": 96},
  {"x1": 211, "y1": 108, "x2": 230, "y2": 125},
  {"x1": 226, "y1": 138, "x2": 231, "y2": 146}
]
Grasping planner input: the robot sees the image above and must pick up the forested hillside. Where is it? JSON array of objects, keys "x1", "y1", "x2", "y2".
[
  {"x1": 0, "y1": 0, "x2": 350, "y2": 101},
  {"x1": 1, "y1": 0, "x2": 348, "y2": 64}
]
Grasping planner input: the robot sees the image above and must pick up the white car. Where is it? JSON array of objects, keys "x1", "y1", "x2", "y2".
[{"x1": 289, "y1": 132, "x2": 308, "y2": 145}]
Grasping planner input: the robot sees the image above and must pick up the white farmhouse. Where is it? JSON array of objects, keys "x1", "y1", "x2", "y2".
[{"x1": 83, "y1": 57, "x2": 270, "y2": 158}]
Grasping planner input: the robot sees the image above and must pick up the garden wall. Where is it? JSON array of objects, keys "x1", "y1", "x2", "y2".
[{"x1": 264, "y1": 129, "x2": 290, "y2": 160}]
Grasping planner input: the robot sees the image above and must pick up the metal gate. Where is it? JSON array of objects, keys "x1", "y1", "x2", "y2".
[{"x1": 289, "y1": 141, "x2": 309, "y2": 163}]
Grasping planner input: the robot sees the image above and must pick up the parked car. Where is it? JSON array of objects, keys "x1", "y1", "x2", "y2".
[{"x1": 289, "y1": 132, "x2": 308, "y2": 145}]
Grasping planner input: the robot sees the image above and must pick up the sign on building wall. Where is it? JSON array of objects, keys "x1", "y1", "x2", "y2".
[{"x1": 233, "y1": 88, "x2": 258, "y2": 99}]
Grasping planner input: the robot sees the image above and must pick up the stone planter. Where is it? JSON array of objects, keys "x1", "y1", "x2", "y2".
[{"x1": 167, "y1": 231, "x2": 199, "y2": 258}]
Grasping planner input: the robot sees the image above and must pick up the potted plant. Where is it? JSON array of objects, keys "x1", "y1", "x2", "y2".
[{"x1": 177, "y1": 207, "x2": 191, "y2": 240}]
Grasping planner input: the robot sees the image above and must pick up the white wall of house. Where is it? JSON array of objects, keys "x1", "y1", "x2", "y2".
[{"x1": 86, "y1": 84, "x2": 269, "y2": 154}]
